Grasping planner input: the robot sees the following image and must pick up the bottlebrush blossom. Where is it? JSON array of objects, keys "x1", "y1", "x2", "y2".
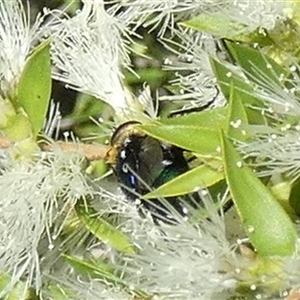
[
  {"x1": 116, "y1": 192, "x2": 239, "y2": 300},
  {"x1": 240, "y1": 123, "x2": 300, "y2": 178},
  {"x1": 43, "y1": 190, "x2": 240, "y2": 300},
  {"x1": 160, "y1": 28, "x2": 224, "y2": 110},
  {"x1": 45, "y1": 0, "x2": 293, "y2": 117},
  {"x1": 0, "y1": 151, "x2": 92, "y2": 296},
  {"x1": 118, "y1": 0, "x2": 292, "y2": 36},
  {"x1": 44, "y1": 275, "x2": 129, "y2": 300},
  {"x1": 117, "y1": 0, "x2": 292, "y2": 113},
  {"x1": 236, "y1": 61, "x2": 300, "y2": 177},
  {"x1": 1, "y1": 0, "x2": 300, "y2": 299},
  {"x1": 46, "y1": 0, "x2": 135, "y2": 118},
  {"x1": 0, "y1": 0, "x2": 43, "y2": 97}
]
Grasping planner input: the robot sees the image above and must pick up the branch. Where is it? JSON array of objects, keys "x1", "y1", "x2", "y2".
[{"x1": 0, "y1": 137, "x2": 109, "y2": 161}]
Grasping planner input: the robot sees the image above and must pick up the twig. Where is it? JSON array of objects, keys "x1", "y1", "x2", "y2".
[
  {"x1": 41, "y1": 142, "x2": 109, "y2": 161},
  {"x1": 0, "y1": 137, "x2": 109, "y2": 161}
]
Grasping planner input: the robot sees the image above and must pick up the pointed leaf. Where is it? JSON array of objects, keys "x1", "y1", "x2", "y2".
[
  {"x1": 227, "y1": 83, "x2": 249, "y2": 141},
  {"x1": 17, "y1": 40, "x2": 52, "y2": 137},
  {"x1": 144, "y1": 163, "x2": 224, "y2": 198},
  {"x1": 226, "y1": 41, "x2": 288, "y2": 87},
  {"x1": 139, "y1": 124, "x2": 221, "y2": 156},
  {"x1": 64, "y1": 255, "x2": 121, "y2": 283},
  {"x1": 271, "y1": 181, "x2": 296, "y2": 219},
  {"x1": 75, "y1": 201, "x2": 136, "y2": 254},
  {"x1": 289, "y1": 176, "x2": 300, "y2": 215},
  {"x1": 2, "y1": 114, "x2": 32, "y2": 141},
  {"x1": 181, "y1": 13, "x2": 245, "y2": 38},
  {"x1": 0, "y1": 274, "x2": 38, "y2": 300},
  {"x1": 210, "y1": 58, "x2": 265, "y2": 124},
  {"x1": 210, "y1": 58, "x2": 261, "y2": 106},
  {"x1": 63, "y1": 255, "x2": 148, "y2": 298},
  {"x1": 182, "y1": 12, "x2": 275, "y2": 46},
  {"x1": 161, "y1": 106, "x2": 227, "y2": 128},
  {"x1": 220, "y1": 131, "x2": 297, "y2": 256}
]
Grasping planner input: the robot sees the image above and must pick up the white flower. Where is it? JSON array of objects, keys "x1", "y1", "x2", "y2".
[
  {"x1": 236, "y1": 61, "x2": 300, "y2": 177},
  {"x1": 44, "y1": 275, "x2": 129, "y2": 300},
  {"x1": 240, "y1": 125, "x2": 300, "y2": 177},
  {"x1": 115, "y1": 0, "x2": 293, "y2": 114},
  {"x1": 0, "y1": 151, "x2": 92, "y2": 296},
  {"x1": 160, "y1": 28, "x2": 224, "y2": 110},
  {"x1": 1, "y1": 1, "x2": 299, "y2": 299},
  {"x1": 118, "y1": 0, "x2": 292, "y2": 37},
  {"x1": 47, "y1": 0, "x2": 133, "y2": 117},
  {"x1": 0, "y1": 0, "x2": 43, "y2": 97},
  {"x1": 43, "y1": 101, "x2": 61, "y2": 139},
  {"x1": 227, "y1": 0, "x2": 292, "y2": 32},
  {"x1": 118, "y1": 0, "x2": 217, "y2": 37},
  {"x1": 119, "y1": 192, "x2": 238, "y2": 299}
]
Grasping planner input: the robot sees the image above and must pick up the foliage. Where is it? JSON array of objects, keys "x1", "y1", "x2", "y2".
[{"x1": 1, "y1": 0, "x2": 300, "y2": 299}]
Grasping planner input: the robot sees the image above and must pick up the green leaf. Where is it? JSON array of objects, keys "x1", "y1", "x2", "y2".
[
  {"x1": 270, "y1": 180, "x2": 296, "y2": 219},
  {"x1": 125, "y1": 67, "x2": 170, "y2": 87},
  {"x1": 160, "y1": 106, "x2": 227, "y2": 128},
  {"x1": 232, "y1": 28, "x2": 274, "y2": 46},
  {"x1": 47, "y1": 285, "x2": 74, "y2": 300},
  {"x1": 292, "y1": 1, "x2": 300, "y2": 28},
  {"x1": 182, "y1": 13, "x2": 274, "y2": 46},
  {"x1": 267, "y1": 19, "x2": 300, "y2": 61},
  {"x1": 64, "y1": 255, "x2": 149, "y2": 298},
  {"x1": 227, "y1": 83, "x2": 249, "y2": 141},
  {"x1": 220, "y1": 131, "x2": 297, "y2": 256},
  {"x1": 63, "y1": 254, "x2": 114, "y2": 278},
  {"x1": 144, "y1": 163, "x2": 224, "y2": 198},
  {"x1": 181, "y1": 13, "x2": 245, "y2": 38},
  {"x1": 0, "y1": 274, "x2": 38, "y2": 300},
  {"x1": 71, "y1": 94, "x2": 108, "y2": 123},
  {"x1": 7, "y1": 286, "x2": 38, "y2": 300},
  {"x1": 0, "y1": 273, "x2": 10, "y2": 293},
  {"x1": 139, "y1": 124, "x2": 221, "y2": 156},
  {"x1": 0, "y1": 100, "x2": 16, "y2": 129},
  {"x1": 17, "y1": 40, "x2": 52, "y2": 137},
  {"x1": 2, "y1": 114, "x2": 32, "y2": 141},
  {"x1": 226, "y1": 41, "x2": 288, "y2": 87},
  {"x1": 289, "y1": 176, "x2": 300, "y2": 216},
  {"x1": 75, "y1": 201, "x2": 136, "y2": 254},
  {"x1": 210, "y1": 58, "x2": 261, "y2": 106},
  {"x1": 64, "y1": 255, "x2": 120, "y2": 282},
  {"x1": 210, "y1": 58, "x2": 265, "y2": 125}
]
